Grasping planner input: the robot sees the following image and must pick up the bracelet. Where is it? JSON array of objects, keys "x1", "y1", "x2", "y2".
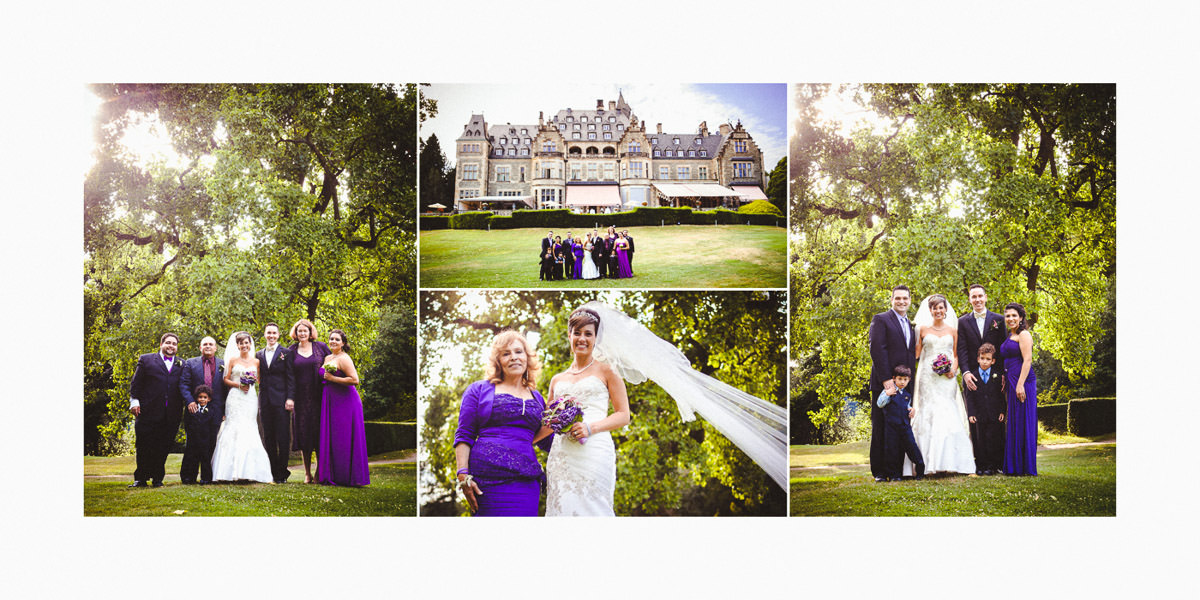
[
  {"x1": 584, "y1": 422, "x2": 592, "y2": 437},
  {"x1": 456, "y1": 468, "x2": 470, "y2": 476}
]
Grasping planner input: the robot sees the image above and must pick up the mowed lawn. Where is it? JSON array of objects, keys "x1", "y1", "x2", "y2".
[
  {"x1": 789, "y1": 441, "x2": 1115, "y2": 516},
  {"x1": 84, "y1": 453, "x2": 416, "y2": 516},
  {"x1": 419, "y1": 225, "x2": 786, "y2": 288}
]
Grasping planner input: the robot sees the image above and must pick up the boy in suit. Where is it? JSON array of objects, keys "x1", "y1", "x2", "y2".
[
  {"x1": 181, "y1": 385, "x2": 217, "y2": 484},
  {"x1": 876, "y1": 365, "x2": 924, "y2": 481},
  {"x1": 964, "y1": 343, "x2": 1005, "y2": 475}
]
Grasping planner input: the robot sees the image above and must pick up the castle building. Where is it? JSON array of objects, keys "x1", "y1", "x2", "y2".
[{"x1": 453, "y1": 92, "x2": 768, "y2": 213}]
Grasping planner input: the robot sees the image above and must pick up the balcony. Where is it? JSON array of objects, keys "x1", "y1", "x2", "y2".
[
  {"x1": 620, "y1": 151, "x2": 648, "y2": 158},
  {"x1": 535, "y1": 151, "x2": 563, "y2": 157}
]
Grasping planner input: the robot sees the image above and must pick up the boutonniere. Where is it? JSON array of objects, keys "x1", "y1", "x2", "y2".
[
  {"x1": 990, "y1": 320, "x2": 1001, "y2": 330},
  {"x1": 217, "y1": 363, "x2": 225, "y2": 373}
]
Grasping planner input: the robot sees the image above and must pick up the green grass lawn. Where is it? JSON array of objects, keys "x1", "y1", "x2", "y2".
[
  {"x1": 789, "y1": 442, "x2": 1116, "y2": 516},
  {"x1": 419, "y1": 225, "x2": 786, "y2": 288},
  {"x1": 84, "y1": 453, "x2": 416, "y2": 516}
]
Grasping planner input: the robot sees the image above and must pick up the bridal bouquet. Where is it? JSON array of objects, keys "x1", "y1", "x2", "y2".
[
  {"x1": 322, "y1": 361, "x2": 338, "y2": 374},
  {"x1": 543, "y1": 395, "x2": 586, "y2": 444},
  {"x1": 239, "y1": 370, "x2": 258, "y2": 386},
  {"x1": 931, "y1": 353, "x2": 952, "y2": 376}
]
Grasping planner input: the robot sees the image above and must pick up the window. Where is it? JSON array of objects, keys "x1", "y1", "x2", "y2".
[
  {"x1": 609, "y1": 116, "x2": 616, "y2": 122},
  {"x1": 734, "y1": 162, "x2": 752, "y2": 179},
  {"x1": 524, "y1": 138, "x2": 531, "y2": 145},
  {"x1": 459, "y1": 189, "x2": 479, "y2": 199},
  {"x1": 462, "y1": 163, "x2": 479, "y2": 180},
  {"x1": 651, "y1": 137, "x2": 657, "y2": 145},
  {"x1": 587, "y1": 163, "x2": 598, "y2": 180},
  {"x1": 603, "y1": 124, "x2": 610, "y2": 131},
  {"x1": 559, "y1": 124, "x2": 566, "y2": 131},
  {"x1": 520, "y1": 148, "x2": 528, "y2": 156},
  {"x1": 735, "y1": 140, "x2": 747, "y2": 153},
  {"x1": 521, "y1": 128, "x2": 527, "y2": 134},
  {"x1": 603, "y1": 132, "x2": 611, "y2": 140},
  {"x1": 664, "y1": 150, "x2": 672, "y2": 157},
  {"x1": 630, "y1": 161, "x2": 644, "y2": 178},
  {"x1": 496, "y1": 166, "x2": 510, "y2": 182},
  {"x1": 588, "y1": 124, "x2": 596, "y2": 131},
  {"x1": 588, "y1": 132, "x2": 596, "y2": 140},
  {"x1": 582, "y1": 116, "x2": 588, "y2": 122},
  {"x1": 519, "y1": 166, "x2": 525, "y2": 182},
  {"x1": 677, "y1": 166, "x2": 690, "y2": 179},
  {"x1": 673, "y1": 137, "x2": 680, "y2": 145},
  {"x1": 543, "y1": 141, "x2": 557, "y2": 152},
  {"x1": 602, "y1": 164, "x2": 615, "y2": 181},
  {"x1": 695, "y1": 138, "x2": 702, "y2": 145},
  {"x1": 659, "y1": 165, "x2": 670, "y2": 179},
  {"x1": 617, "y1": 124, "x2": 624, "y2": 131},
  {"x1": 699, "y1": 150, "x2": 707, "y2": 157},
  {"x1": 507, "y1": 148, "x2": 516, "y2": 156},
  {"x1": 688, "y1": 150, "x2": 695, "y2": 157},
  {"x1": 573, "y1": 132, "x2": 581, "y2": 139},
  {"x1": 628, "y1": 141, "x2": 641, "y2": 153},
  {"x1": 567, "y1": 116, "x2": 574, "y2": 122},
  {"x1": 698, "y1": 166, "x2": 708, "y2": 179},
  {"x1": 574, "y1": 124, "x2": 581, "y2": 130},
  {"x1": 653, "y1": 149, "x2": 661, "y2": 157},
  {"x1": 570, "y1": 164, "x2": 582, "y2": 180}
]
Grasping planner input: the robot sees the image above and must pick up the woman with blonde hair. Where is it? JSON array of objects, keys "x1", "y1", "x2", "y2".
[
  {"x1": 288, "y1": 318, "x2": 330, "y2": 483},
  {"x1": 453, "y1": 330, "x2": 552, "y2": 516}
]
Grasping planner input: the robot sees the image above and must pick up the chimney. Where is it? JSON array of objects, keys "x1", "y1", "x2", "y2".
[
  {"x1": 656, "y1": 123, "x2": 662, "y2": 134},
  {"x1": 597, "y1": 99, "x2": 604, "y2": 109},
  {"x1": 699, "y1": 120, "x2": 708, "y2": 136},
  {"x1": 719, "y1": 123, "x2": 731, "y2": 136},
  {"x1": 539, "y1": 111, "x2": 544, "y2": 126},
  {"x1": 608, "y1": 100, "x2": 616, "y2": 111}
]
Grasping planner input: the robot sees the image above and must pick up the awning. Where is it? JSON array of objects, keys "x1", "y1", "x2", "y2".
[
  {"x1": 732, "y1": 185, "x2": 768, "y2": 201},
  {"x1": 472, "y1": 195, "x2": 535, "y2": 208},
  {"x1": 566, "y1": 185, "x2": 621, "y2": 207},
  {"x1": 653, "y1": 182, "x2": 740, "y2": 198}
]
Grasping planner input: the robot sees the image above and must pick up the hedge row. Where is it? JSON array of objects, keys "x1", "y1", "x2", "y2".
[
  {"x1": 365, "y1": 421, "x2": 417, "y2": 455},
  {"x1": 419, "y1": 207, "x2": 784, "y2": 231},
  {"x1": 1038, "y1": 403, "x2": 1069, "y2": 432},
  {"x1": 1067, "y1": 398, "x2": 1116, "y2": 437}
]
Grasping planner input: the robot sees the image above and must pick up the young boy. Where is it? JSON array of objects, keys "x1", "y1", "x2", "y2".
[
  {"x1": 964, "y1": 343, "x2": 1005, "y2": 475},
  {"x1": 180, "y1": 385, "x2": 217, "y2": 484},
  {"x1": 876, "y1": 365, "x2": 925, "y2": 481}
]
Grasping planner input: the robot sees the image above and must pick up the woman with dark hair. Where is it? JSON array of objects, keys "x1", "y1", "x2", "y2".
[
  {"x1": 289, "y1": 318, "x2": 330, "y2": 484},
  {"x1": 212, "y1": 331, "x2": 273, "y2": 483},
  {"x1": 909, "y1": 294, "x2": 976, "y2": 475},
  {"x1": 1001, "y1": 303, "x2": 1038, "y2": 475},
  {"x1": 453, "y1": 330, "x2": 552, "y2": 516},
  {"x1": 614, "y1": 232, "x2": 633, "y2": 279},
  {"x1": 318, "y1": 329, "x2": 370, "y2": 486}
]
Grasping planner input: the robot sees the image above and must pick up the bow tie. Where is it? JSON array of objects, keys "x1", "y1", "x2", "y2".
[{"x1": 163, "y1": 356, "x2": 173, "y2": 362}]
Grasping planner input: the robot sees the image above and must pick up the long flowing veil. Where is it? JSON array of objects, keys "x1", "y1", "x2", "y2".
[
  {"x1": 223, "y1": 332, "x2": 256, "y2": 366},
  {"x1": 582, "y1": 302, "x2": 789, "y2": 489},
  {"x1": 909, "y1": 295, "x2": 969, "y2": 430}
]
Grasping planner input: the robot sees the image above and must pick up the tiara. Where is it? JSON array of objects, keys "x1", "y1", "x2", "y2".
[{"x1": 570, "y1": 308, "x2": 600, "y2": 325}]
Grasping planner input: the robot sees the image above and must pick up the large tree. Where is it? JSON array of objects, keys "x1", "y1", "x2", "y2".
[
  {"x1": 790, "y1": 83, "x2": 1115, "y2": 438},
  {"x1": 84, "y1": 83, "x2": 425, "y2": 454}
]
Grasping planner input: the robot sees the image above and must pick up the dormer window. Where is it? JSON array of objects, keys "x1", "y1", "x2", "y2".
[
  {"x1": 609, "y1": 116, "x2": 616, "y2": 122},
  {"x1": 651, "y1": 137, "x2": 658, "y2": 145},
  {"x1": 567, "y1": 116, "x2": 574, "y2": 122},
  {"x1": 653, "y1": 149, "x2": 661, "y2": 157},
  {"x1": 524, "y1": 138, "x2": 531, "y2": 145},
  {"x1": 688, "y1": 150, "x2": 695, "y2": 157},
  {"x1": 673, "y1": 138, "x2": 680, "y2": 145},
  {"x1": 699, "y1": 150, "x2": 707, "y2": 157},
  {"x1": 617, "y1": 124, "x2": 624, "y2": 131},
  {"x1": 695, "y1": 138, "x2": 702, "y2": 145},
  {"x1": 582, "y1": 116, "x2": 588, "y2": 122},
  {"x1": 521, "y1": 128, "x2": 527, "y2": 134},
  {"x1": 559, "y1": 124, "x2": 567, "y2": 131},
  {"x1": 499, "y1": 138, "x2": 507, "y2": 145}
]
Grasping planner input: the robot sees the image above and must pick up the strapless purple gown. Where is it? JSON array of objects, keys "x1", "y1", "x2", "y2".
[
  {"x1": 318, "y1": 368, "x2": 370, "y2": 486},
  {"x1": 616, "y1": 246, "x2": 632, "y2": 278},
  {"x1": 1001, "y1": 337, "x2": 1038, "y2": 475},
  {"x1": 463, "y1": 393, "x2": 545, "y2": 516}
]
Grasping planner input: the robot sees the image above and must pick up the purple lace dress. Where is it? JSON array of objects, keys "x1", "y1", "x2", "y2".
[
  {"x1": 317, "y1": 367, "x2": 370, "y2": 486},
  {"x1": 455, "y1": 382, "x2": 546, "y2": 516},
  {"x1": 289, "y1": 341, "x2": 329, "y2": 454},
  {"x1": 1001, "y1": 337, "x2": 1038, "y2": 475}
]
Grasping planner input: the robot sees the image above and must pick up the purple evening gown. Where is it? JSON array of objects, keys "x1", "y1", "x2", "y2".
[
  {"x1": 318, "y1": 368, "x2": 370, "y2": 486},
  {"x1": 1001, "y1": 337, "x2": 1037, "y2": 475},
  {"x1": 616, "y1": 244, "x2": 633, "y2": 278},
  {"x1": 455, "y1": 384, "x2": 546, "y2": 516},
  {"x1": 289, "y1": 342, "x2": 329, "y2": 454},
  {"x1": 573, "y1": 246, "x2": 584, "y2": 279}
]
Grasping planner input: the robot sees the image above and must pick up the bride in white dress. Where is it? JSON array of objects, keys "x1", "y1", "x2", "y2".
[
  {"x1": 212, "y1": 331, "x2": 274, "y2": 483},
  {"x1": 545, "y1": 308, "x2": 630, "y2": 516},
  {"x1": 581, "y1": 240, "x2": 600, "y2": 280},
  {"x1": 904, "y1": 295, "x2": 976, "y2": 475},
  {"x1": 544, "y1": 303, "x2": 789, "y2": 516}
]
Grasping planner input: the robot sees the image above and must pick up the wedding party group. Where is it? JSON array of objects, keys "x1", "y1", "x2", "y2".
[
  {"x1": 126, "y1": 320, "x2": 370, "y2": 489},
  {"x1": 538, "y1": 227, "x2": 635, "y2": 281},
  {"x1": 868, "y1": 284, "x2": 1039, "y2": 483},
  {"x1": 451, "y1": 304, "x2": 787, "y2": 516}
]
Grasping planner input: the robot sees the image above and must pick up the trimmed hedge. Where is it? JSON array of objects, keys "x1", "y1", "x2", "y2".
[
  {"x1": 738, "y1": 199, "x2": 783, "y2": 217},
  {"x1": 1067, "y1": 398, "x2": 1116, "y2": 436},
  {"x1": 420, "y1": 215, "x2": 450, "y2": 230},
  {"x1": 365, "y1": 421, "x2": 416, "y2": 455},
  {"x1": 419, "y1": 206, "x2": 783, "y2": 231},
  {"x1": 1038, "y1": 403, "x2": 1069, "y2": 432}
]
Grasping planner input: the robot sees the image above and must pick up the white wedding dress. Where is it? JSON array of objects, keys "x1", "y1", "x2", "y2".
[
  {"x1": 211, "y1": 363, "x2": 273, "y2": 482},
  {"x1": 904, "y1": 333, "x2": 976, "y2": 475},
  {"x1": 581, "y1": 245, "x2": 600, "y2": 280},
  {"x1": 545, "y1": 376, "x2": 616, "y2": 516}
]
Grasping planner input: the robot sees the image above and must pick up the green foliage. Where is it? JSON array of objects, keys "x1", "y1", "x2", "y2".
[
  {"x1": 1067, "y1": 398, "x2": 1116, "y2": 436},
  {"x1": 418, "y1": 290, "x2": 786, "y2": 516},
  {"x1": 417, "y1": 206, "x2": 784, "y2": 231},
  {"x1": 738, "y1": 199, "x2": 783, "y2": 217},
  {"x1": 447, "y1": 211, "x2": 493, "y2": 229},
  {"x1": 790, "y1": 84, "x2": 1116, "y2": 437},
  {"x1": 1039, "y1": 402, "x2": 1070, "y2": 433},
  {"x1": 360, "y1": 304, "x2": 417, "y2": 421},
  {"x1": 765, "y1": 156, "x2": 787, "y2": 215},
  {"x1": 419, "y1": 215, "x2": 450, "y2": 230},
  {"x1": 363, "y1": 421, "x2": 417, "y2": 455},
  {"x1": 84, "y1": 84, "x2": 422, "y2": 454}
]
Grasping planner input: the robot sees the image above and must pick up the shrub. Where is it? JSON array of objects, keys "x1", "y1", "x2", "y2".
[
  {"x1": 738, "y1": 199, "x2": 783, "y2": 217},
  {"x1": 487, "y1": 215, "x2": 516, "y2": 229},
  {"x1": 1067, "y1": 397, "x2": 1116, "y2": 436},
  {"x1": 365, "y1": 421, "x2": 417, "y2": 455},
  {"x1": 419, "y1": 215, "x2": 450, "y2": 230},
  {"x1": 1038, "y1": 402, "x2": 1069, "y2": 432},
  {"x1": 448, "y1": 211, "x2": 492, "y2": 229}
]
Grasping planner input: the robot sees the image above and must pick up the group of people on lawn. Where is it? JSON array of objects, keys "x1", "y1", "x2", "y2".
[{"x1": 538, "y1": 227, "x2": 635, "y2": 281}]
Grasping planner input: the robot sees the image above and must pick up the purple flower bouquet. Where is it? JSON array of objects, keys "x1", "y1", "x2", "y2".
[
  {"x1": 239, "y1": 370, "x2": 258, "y2": 386},
  {"x1": 931, "y1": 353, "x2": 952, "y2": 376},
  {"x1": 543, "y1": 395, "x2": 586, "y2": 444}
]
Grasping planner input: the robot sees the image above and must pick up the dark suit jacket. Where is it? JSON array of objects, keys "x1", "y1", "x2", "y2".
[
  {"x1": 963, "y1": 367, "x2": 1005, "y2": 421},
  {"x1": 129, "y1": 352, "x2": 184, "y2": 425},
  {"x1": 255, "y1": 346, "x2": 295, "y2": 408},
  {"x1": 868, "y1": 310, "x2": 916, "y2": 395},
  {"x1": 957, "y1": 310, "x2": 1007, "y2": 378},
  {"x1": 180, "y1": 355, "x2": 226, "y2": 421},
  {"x1": 540, "y1": 236, "x2": 554, "y2": 258},
  {"x1": 625, "y1": 235, "x2": 635, "y2": 255}
]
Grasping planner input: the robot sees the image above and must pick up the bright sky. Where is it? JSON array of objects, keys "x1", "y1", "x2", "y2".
[{"x1": 422, "y1": 83, "x2": 786, "y2": 172}]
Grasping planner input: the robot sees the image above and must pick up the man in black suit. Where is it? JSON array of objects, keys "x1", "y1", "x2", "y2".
[
  {"x1": 868, "y1": 286, "x2": 916, "y2": 482},
  {"x1": 128, "y1": 333, "x2": 184, "y2": 487},
  {"x1": 622, "y1": 229, "x2": 635, "y2": 274},
  {"x1": 256, "y1": 323, "x2": 295, "y2": 483},
  {"x1": 179, "y1": 336, "x2": 225, "y2": 484},
  {"x1": 539, "y1": 231, "x2": 555, "y2": 280},
  {"x1": 592, "y1": 231, "x2": 608, "y2": 278},
  {"x1": 605, "y1": 228, "x2": 620, "y2": 278},
  {"x1": 563, "y1": 231, "x2": 575, "y2": 278},
  {"x1": 956, "y1": 283, "x2": 1008, "y2": 471}
]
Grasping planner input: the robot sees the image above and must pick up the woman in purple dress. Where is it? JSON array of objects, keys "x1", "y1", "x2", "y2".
[
  {"x1": 572, "y1": 237, "x2": 584, "y2": 280},
  {"x1": 454, "y1": 330, "x2": 552, "y2": 516},
  {"x1": 289, "y1": 318, "x2": 330, "y2": 484},
  {"x1": 318, "y1": 329, "x2": 370, "y2": 486},
  {"x1": 615, "y1": 233, "x2": 633, "y2": 278},
  {"x1": 1001, "y1": 303, "x2": 1038, "y2": 476}
]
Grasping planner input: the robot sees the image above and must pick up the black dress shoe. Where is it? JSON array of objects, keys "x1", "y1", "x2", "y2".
[
  {"x1": 128, "y1": 481, "x2": 148, "y2": 488},
  {"x1": 913, "y1": 463, "x2": 926, "y2": 480},
  {"x1": 151, "y1": 481, "x2": 164, "y2": 487},
  {"x1": 874, "y1": 476, "x2": 887, "y2": 483}
]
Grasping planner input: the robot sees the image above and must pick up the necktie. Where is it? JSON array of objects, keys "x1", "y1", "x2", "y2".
[
  {"x1": 898, "y1": 313, "x2": 909, "y2": 346},
  {"x1": 204, "y1": 357, "x2": 213, "y2": 387}
]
